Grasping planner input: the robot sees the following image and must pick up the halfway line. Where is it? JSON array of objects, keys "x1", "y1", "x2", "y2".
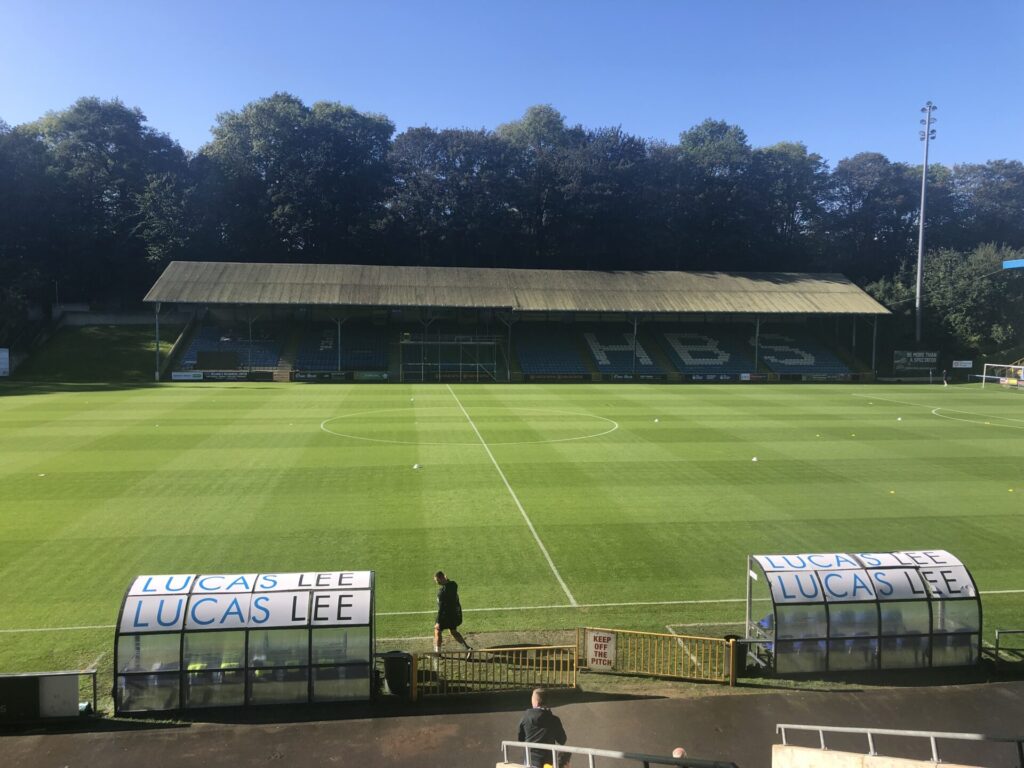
[{"x1": 445, "y1": 384, "x2": 578, "y2": 606}]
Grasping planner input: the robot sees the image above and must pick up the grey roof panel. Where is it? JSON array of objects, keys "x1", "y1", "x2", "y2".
[{"x1": 144, "y1": 261, "x2": 889, "y2": 315}]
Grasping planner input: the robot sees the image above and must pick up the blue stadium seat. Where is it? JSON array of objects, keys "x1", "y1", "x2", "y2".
[
  {"x1": 514, "y1": 325, "x2": 589, "y2": 374},
  {"x1": 753, "y1": 326, "x2": 850, "y2": 375},
  {"x1": 659, "y1": 326, "x2": 756, "y2": 375},
  {"x1": 295, "y1": 324, "x2": 388, "y2": 371},
  {"x1": 180, "y1": 325, "x2": 283, "y2": 370},
  {"x1": 581, "y1": 328, "x2": 662, "y2": 374}
]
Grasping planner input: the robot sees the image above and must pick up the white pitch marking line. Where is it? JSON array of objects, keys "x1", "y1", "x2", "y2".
[
  {"x1": 852, "y1": 393, "x2": 1024, "y2": 424},
  {"x1": 4, "y1": 590, "x2": 1024, "y2": 634},
  {"x1": 665, "y1": 624, "x2": 701, "y2": 669},
  {"x1": 320, "y1": 406, "x2": 618, "y2": 447},
  {"x1": 931, "y1": 408, "x2": 1024, "y2": 430},
  {"x1": 0, "y1": 624, "x2": 115, "y2": 634},
  {"x1": 447, "y1": 384, "x2": 578, "y2": 607},
  {"x1": 380, "y1": 596, "x2": 764, "y2": 617},
  {"x1": 87, "y1": 651, "x2": 107, "y2": 670}
]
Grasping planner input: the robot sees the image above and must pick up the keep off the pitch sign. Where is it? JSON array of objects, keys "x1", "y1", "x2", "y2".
[{"x1": 586, "y1": 629, "x2": 616, "y2": 671}]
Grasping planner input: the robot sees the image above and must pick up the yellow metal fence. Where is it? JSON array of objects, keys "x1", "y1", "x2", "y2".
[
  {"x1": 578, "y1": 627, "x2": 734, "y2": 685},
  {"x1": 413, "y1": 645, "x2": 576, "y2": 698}
]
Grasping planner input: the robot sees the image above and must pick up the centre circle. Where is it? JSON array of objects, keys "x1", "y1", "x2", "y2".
[{"x1": 320, "y1": 406, "x2": 619, "y2": 446}]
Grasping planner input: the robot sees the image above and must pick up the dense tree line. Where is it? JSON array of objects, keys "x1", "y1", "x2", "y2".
[{"x1": 2, "y1": 93, "x2": 1023, "y2": 355}]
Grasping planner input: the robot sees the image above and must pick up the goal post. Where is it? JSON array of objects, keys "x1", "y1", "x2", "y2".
[{"x1": 981, "y1": 360, "x2": 1024, "y2": 389}]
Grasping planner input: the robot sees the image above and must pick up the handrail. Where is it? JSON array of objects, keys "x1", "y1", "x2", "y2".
[
  {"x1": 415, "y1": 645, "x2": 576, "y2": 697},
  {"x1": 500, "y1": 740, "x2": 738, "y2": 768},
  {"x1": 995, "y1": 628, "x2": 1024, "y2": 658},
  {"x1": 776, "y1": 723, "x2": 1024, "y2": 765}
]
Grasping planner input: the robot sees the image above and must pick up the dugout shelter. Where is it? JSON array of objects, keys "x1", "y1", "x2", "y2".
[
  {"x1": 143, "y1": 261, "x2": 889, "y2": 383},
  {"x1": 114, "y1": 571, "x2": 374, "y2": 713},
  {"x1": 743, "y1": 551, "x2": 981, "y2": 675}
]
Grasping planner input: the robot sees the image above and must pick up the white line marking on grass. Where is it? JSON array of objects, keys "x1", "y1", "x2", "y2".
[
  {"x1": 931, "y1": 408, "x2": 1024, "y2": 429},
  {"x1": 378, "y1": 596, "x2": 764, "y2": 617},
  {"x1": 320, "y1": 407, "x2": 618, "y2": 446},
  {"x1": 666, "y1": 622, "x2": 744, "y2": 629},
  {"x1": 0, "y1": 624, "x2": 115, "y2": 633},
  {"x1": 666, "y1": 625, "x2": 701, "y2": 668},
  {"x1": 87, "y1": 651, "x2": 106, "y2": 670},
  {"x1": 851, "y1": 394, "x2": 944, "y2": 409},
  {"x1": 5, "y1": 589, "x2": 1024, "y2": 634},
  {"x1": 853, "y1": 394, "x2": 1024, "y2": 428},
  {"x1": 446, "y1": 384, "x2": 578, "y2": 607}
]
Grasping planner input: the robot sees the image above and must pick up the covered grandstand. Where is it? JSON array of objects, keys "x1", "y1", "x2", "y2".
[{"x1": 143, "y1": 261, "x2": 889, "y2": 383}]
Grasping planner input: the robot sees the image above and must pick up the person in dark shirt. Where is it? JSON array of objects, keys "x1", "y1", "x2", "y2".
[
  {"x1": 433, "y1": 570, "x2": 472, "y2": 656},
  {"x1": 518, "y1": 688, "x2": 568, "y2": 767}
]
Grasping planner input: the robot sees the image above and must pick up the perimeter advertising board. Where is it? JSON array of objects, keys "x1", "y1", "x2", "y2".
[
  {"x1": 0, "y1": 348, "x2": 9, "y2": 377},
  {"x1": 894, "y1": 350, "x2": 938, "y2": 373}
]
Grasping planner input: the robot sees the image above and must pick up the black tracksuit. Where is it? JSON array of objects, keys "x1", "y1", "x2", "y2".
[{"x1": 518, "y1": 706, "x2": 567, "y2": 767}]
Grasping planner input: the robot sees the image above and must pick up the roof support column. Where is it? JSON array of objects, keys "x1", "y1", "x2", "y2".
[
  {"x1": 754, "y1": 317, "x2": 761, "y2": 373},
  {"x1": 872, "y1": 316, "x2": 878, "y2": 375},
  {"x1": 153, "y1": 302, "x2": 161, "y2": 382},
  {"x1": 498, "y1": 310, "x2": 515, "y2": 382},
  {"x1": 632, "y1": 316, "x2": 638, "y2": 376},
  {"x1": 745, "y1": 554, "x2": 753, "y2": 638}
]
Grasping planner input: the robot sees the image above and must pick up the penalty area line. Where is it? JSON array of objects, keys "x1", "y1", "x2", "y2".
[{"x1": 446, "y1": 384, "x2": 578, "y2": 607}]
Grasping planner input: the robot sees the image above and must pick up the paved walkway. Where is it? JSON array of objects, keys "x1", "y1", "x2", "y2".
[{"x1": 4, "y1": 682, "x2": 1022, "y2": 768}]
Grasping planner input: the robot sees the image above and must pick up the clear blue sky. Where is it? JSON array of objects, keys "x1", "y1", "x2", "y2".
[{"x1": 2, "y1": 0, "x2": 1021, "y2": 166}]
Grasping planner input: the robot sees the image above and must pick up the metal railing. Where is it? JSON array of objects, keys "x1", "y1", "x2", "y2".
[
  {"x1": 776, "y1": 723, "x2": 1024, "y2": 765},
  {"x1": 413, "y1": 645, "x2": 576, "y2": 698},
  {"x1": 995, "y1": 628, "x2": 1024, "y2": 660},
  {"x1": 500, "y1": 740, "x2": 738, "y2": 768},
  {"x1": 578, "y1": 628, "x2": 733, "y2": 685}
]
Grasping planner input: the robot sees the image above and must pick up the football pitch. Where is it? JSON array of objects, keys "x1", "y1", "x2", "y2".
[{"x1": 2, "y1": 382, "x2": 1023, "y2": 681}]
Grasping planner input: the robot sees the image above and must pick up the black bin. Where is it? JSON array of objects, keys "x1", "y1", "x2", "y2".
[
  {"x1": 381, "y1": 651, "x2": 412, "y2": 698},
  {"x1": 724, "y1": 635, "x2": 747, "y2": 678}
]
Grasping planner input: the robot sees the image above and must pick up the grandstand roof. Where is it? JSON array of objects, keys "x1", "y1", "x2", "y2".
[{"x1": 144, "y1": 261, "x2": 890, "y2": 315}]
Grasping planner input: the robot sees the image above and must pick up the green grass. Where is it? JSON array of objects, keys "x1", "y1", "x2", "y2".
[
  {"x1": 1, "y1": 382, "x2": 1023, "y2": 689},
  {"x1": 13, "y1": 324, "x2": 180, "y2": 382}
]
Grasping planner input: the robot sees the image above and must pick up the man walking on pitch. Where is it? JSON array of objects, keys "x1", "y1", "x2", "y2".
[{"x1": 433, "y1": 570, "x2": 472, "y2": 656}]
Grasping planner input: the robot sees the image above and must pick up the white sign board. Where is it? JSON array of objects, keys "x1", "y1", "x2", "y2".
[
  {"x1": 586, "y1": 629, "x2": 616, "y2": 671},
  {"x1": 952, "y1": 360, "x2": 973, "y2": 369},
  {"x1": 120, "y1": 571, "x2": 374, "y2": 633},
  {"x1": 753, "y1": 551, "x2": 973, "y2": 606},
  {"x1": 0, "y1": 348, "x2": 9, "y2": 377}
]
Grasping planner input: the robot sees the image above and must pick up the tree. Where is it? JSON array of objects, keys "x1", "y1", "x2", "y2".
[
  {"x1": 199, "y1": 93, "x2": 394, "y2": 262},
  {"x1": 557, "y1": 126, "x2": 650, "y2": 270},
  {"x1": 497, "y1": 105, "x2": 581, "y2": 267},
  {"x1": 387, "y1": 126, "x2": 518, "y2": 267},
  {"x1": 819, "y1": 152, "x2": 920, "y2": 281},
  {"x1": 867, "y1": 244, "x2": 1024, "y2": 355},
  {"x1": 10, "y1": 97, "x2": 188, "y2": 303},
  {"x1": 676, "y1": 119, "x2": 756, "y2": 270},
  {"x1": 748, "y1": 142, "x2": 829, "y2": 270},
  {"x1": 951, "y1": 160, "x2": 1024, "y2": 250}
]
